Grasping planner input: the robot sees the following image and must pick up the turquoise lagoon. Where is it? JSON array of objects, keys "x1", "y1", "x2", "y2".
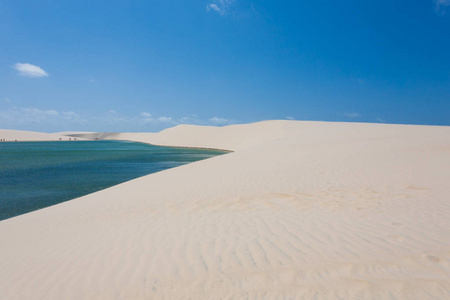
[{"x1": 0, "y1": 141, "x2": 226, "y2": 221}]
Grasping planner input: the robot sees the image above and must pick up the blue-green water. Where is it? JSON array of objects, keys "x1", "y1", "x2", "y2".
[{"x1": 0, "y1": 141, "x2": 226, "y2": 221}]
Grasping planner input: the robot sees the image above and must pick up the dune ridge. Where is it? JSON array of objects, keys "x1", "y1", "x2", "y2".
[{"x1": 1, "y1": 120, "x2": 450, "y2": 299}]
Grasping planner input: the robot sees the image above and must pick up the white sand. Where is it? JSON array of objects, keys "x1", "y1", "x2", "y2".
[
  {"x1": 0, "y1": 129, "x2": 83, "y2": 141},
  {"x1": 1, "y1": 120, "x2": 450, "y2": 299}
]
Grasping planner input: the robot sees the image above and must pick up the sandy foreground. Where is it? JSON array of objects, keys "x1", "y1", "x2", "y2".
[{"x1": 1, "y1": 120, "x2": 450, "y2": 299}]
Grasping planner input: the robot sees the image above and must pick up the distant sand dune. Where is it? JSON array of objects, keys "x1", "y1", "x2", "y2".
[
  {"x1": 0, "y1": 129, "x2": 81, "y2": 141},
  {"x1": 1, "y1": 121, "x2": 450, "y2": 299}
]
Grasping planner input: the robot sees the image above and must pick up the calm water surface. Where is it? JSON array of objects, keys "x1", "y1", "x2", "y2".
[{"x1": 0, "y1": 141, "x2": 226, "y2": 221}]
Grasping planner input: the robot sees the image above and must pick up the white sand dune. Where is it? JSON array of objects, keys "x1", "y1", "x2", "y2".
[
  {"x1": 0, "y1": 129, "x2": 83, "y2": 141},
  {"x1": 55, "y1": 131, "x2": 98, "y2": 136},
  {"x1": 1, "y1": 120, "x2": 450, "y2": 299}
]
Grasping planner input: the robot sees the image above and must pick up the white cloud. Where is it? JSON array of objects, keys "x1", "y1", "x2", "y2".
[
  {"x1": 435, "y1": 0, "x2": 450, "y2": 12},
  {"x1": 4, "y1": 98, "x2": 11, "y2": 103},
  {"x1": 286, "y1": 116, "x2": 295, "y2": 120},
  {"x1": 207, "y1": 4, "x2": 222, "y2": 13},
  {"x1": 62, "y1": 111, "x2": 84, "y2": 121},
  {"x1": 376, "y1": 118, "x2": 386, "y2": 123},
  {"x1": 179, "y1": 115, "x2": 199, "y2": 124},
  {"x1": 0, "y1": 107, "x2": 237, "y2": 132},
  {"x1": 436, "y1": 0, "x2": 450, "y2": 5},
  {"x1": 343, "y1": 112, "x2": 361, "y2": 118},
  {"x1": 63, "y1": 111, "x2": 77, "y2": 117},
  {"x1": 178, "y1": 115, "x2": 236, "y2": 126},
  {"x1": 207, "y1": 0, "x2": 234, "y2": 15},
  {"x1": 157, "y1": 116, "x2": 174, "y2": 123},
  {"x1": 23, "y1": 108, "x2": 59, "y2": 118},
  {"x1": 0, "y1": 107, "x2": 89, "y2": 126},
  {"x1": 209, "y1": 117, "x2": 230, "y2": 125},
  {"x1": 13, "y1": 63, "x2": 49, "y2": 78},
  {"x1": 137, "y1": 113, "x2": 177, "y2": 125},
  {"x1": 139, "y1": 112, "x2": 154, "y2": 124},
  {"x1": 140, "y1": 112, "x2": 152, "y2": 118}
]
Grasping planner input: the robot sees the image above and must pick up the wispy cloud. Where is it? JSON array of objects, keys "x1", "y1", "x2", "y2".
[
  {"x1": 0, "y1": 107, "x2": 238, "y2": 132},
  {"x1": 179, "y1": 115, "x2": 199, "y2": 124},
  {"x1": 139, "y1": 114, "x2": 234, "y2": 127},
  {"x1": 436, "y1": 0, "x2": 450, "y2": 6},
  {"x1": 158, "y1": 116, "x2": 174, "y2": 123},
  {"x1": 140, "y1": 112, "x2": 152, "y2": 118},
  {"x1": 137, "y1": 112, "x2": 176, "y2": 125},
  {"x1": 208, "y1": 116, "x2": 231, "y2": 125},
  {"x1": 207, "y1": 4, "x2": 222, "y2": 13},
  {"x1": 285, "y1": 116, "x2": 295, "y2": 120},
  {"x1": 13, "y1": 63, "x2": 49, "y2": 78},
  {"x1": 207, "y1": 0, "x2": 234, "y2": 15},
  {"x1": 343, "y1": 112, "x2": 361, "y2": 118},
  {"x1": 0, "y1": 107, "x2": 87, "y2": 126},
  {"x1": 435, "y1": 0, "x2": 450, "y2": 13}
]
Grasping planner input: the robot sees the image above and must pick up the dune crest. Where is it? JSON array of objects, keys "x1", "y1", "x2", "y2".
[{"x1": 1, "y1": 121, "x2": 450, "y2": 299}]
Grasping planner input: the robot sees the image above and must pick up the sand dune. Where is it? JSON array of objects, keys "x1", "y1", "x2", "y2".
[
  {"x1": 0, "y1": 129, "x2": 82, "y2": 141},
  {"x1": 1, "y1": 120, "x2": 450, "y2": 299}
]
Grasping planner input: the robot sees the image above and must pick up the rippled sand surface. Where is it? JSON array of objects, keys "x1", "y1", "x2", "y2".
[{"x1": 1, "y1": 121, "x2": 450, "y2": 299}]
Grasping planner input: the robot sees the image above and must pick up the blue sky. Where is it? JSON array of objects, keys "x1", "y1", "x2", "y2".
[{"x1": 1, "y1": 0, "x2": 449, "y2": 132}]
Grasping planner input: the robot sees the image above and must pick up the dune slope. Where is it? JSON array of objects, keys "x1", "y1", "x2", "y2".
[{"x1": 1, "y1": 121, "x2": 450, "y2": 299}]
